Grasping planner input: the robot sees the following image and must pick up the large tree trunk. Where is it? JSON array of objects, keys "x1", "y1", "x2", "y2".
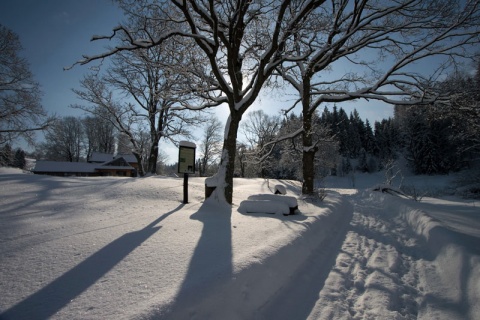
[
  {"x1": 223, "y1": 113, "x2": 241, "y2": 204},
  {"x1": 147, "y1": 143, "x2": 158, "y2": 174},
  {"x1": 302, "y1": 82, "x2": 316, "y2": 195},
  {"x1": 206, "y1": 112, "x2": 241, "y2": 205},
  {"x1": 302, "y1": 110, "x2": 316, "y2": 195},
  {"x1": 132, "y1": 152, "x2": 145, "y2": 177}
]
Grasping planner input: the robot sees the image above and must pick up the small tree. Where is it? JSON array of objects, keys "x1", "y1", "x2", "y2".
[
  {"x1": 12, "y1": 148, "x2": 26, "y2": 169},
  {"x1": 0, "y1": 144, "x2": 13, "y2": 166},
  {"x1": 241, "y1": 110, "x2": 280, "y2": 178},
  {"x1": 83, "y1": 115, "x2": 116, "y2": 160},
  {"x1": 198, "y1": 116, "x2": 223, "y2": 177},
  {"x1": 42, "y1": 116, "x2": 85, "y2": 162}
]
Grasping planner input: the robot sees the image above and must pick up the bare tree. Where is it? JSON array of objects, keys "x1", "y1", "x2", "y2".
[
  {"x1": 156, "y1": 148, "x2": 169, "y2": 174},
  {"x1": 234, "y1": 142, "x2": 249, "y2": 178},
  {"x1": 0, "y1": 24, "x2": 53, "y2": 146},
  {"x1": 198, "y1": 116, "x2": 223, "y2": 177},
  {"x1": 73, "y1": 78, "x2": 147, "y2": 175},
  {"x1": 71, "y1": 0, "x2": 479, "y2": 201},
  {"x1": 241, "y1": 110, "x2": 280, "y2": 178},
  {"x1": 242, "y1": 110, "x2": 280, "y2": 150},
  {"x1": 70, "y1": 0, "x2": 324, "y2": 203},
  {"x1": 83, "y1": 115, "x2": 116, "y2": 160},
  {"x1": 73, "y1": 15, "x2": 203, "y2": 175},
  {"x1": 276, "y1": 0, "x2": 480, "y2": 194},
  {"x1": 41, "y1": 116, "x2": 84, "y2": 162}
]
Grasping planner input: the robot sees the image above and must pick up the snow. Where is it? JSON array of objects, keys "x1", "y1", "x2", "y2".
[
  {"x1": 179, "y1": 141, "x2": 196, "y2": 148},
  {"x1": 1, "y1": 167, "x2": 479, "y2": 319}
]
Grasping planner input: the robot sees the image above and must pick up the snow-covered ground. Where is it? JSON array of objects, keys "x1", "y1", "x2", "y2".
[{"x1": 0, "y1": 167, "x2": 479, "y2": 319}]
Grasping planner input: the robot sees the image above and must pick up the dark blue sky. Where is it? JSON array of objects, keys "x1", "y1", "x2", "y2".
[{"x1": 1, "y1": 0, "x2": 125, "y2": 117}]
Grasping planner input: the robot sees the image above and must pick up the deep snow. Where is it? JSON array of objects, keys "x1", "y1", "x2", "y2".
[{"x1": 0, "y1": 167, "x2": 479, "y2": 319}]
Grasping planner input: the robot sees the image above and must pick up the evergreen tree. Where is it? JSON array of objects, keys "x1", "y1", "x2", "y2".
[
  {"x1": 13, "y1": 149, "x2": 26, "y2": 169},
  {"x1": 403, "y1": 106, "x2": 460, "y2": 174},
  {"x1": 357, "y1": 148, "x2": 368, "y2": 172},
  {"x1": 0, "y1": 144, "x2": 13, "y2": 166},
  {"x1": 342, "y1": 157, "x2": 352, "y2": 175},
  {"x1": 337, "y1": 108, "x2": 350, "y2": 156},
  {"x1": 364, "y1": 119, "x2": 376, "y2": 154},
  {"x1": 374, "y1": 118, "x2": 399, "y2": 162},
  {"x1": 349, "y1": 110, "x2": 365, "y2": 157}
]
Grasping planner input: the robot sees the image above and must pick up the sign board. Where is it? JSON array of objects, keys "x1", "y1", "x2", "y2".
[{"x1": 178, "y1": 141, "x2": 196, "y2": 174}]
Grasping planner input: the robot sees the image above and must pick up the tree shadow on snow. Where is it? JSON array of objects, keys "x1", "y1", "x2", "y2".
[
  {"x1": 0, "y1": 204, "x2": 184, "y2": 320},
  {"x1": 258, "y1": 196, "x2": 354, "y2": 319},
  {"x1": 158, "y1": 199, "x2": 232, "y2": 318}
]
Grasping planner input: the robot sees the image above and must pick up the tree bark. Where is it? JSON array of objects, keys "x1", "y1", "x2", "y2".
[
  {"x1": 147, "y1": 143, "x2": 158, "y2": 174},
  {"x1": 222, "y1": 112, "x2": 242, "y2": 204},
  {"x1": 302, "y1": 108, "x2": 316, "y2": 195}
]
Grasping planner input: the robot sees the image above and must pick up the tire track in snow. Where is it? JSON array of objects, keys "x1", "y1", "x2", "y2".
[{"x1": 307, "y1": 192, "x2": 423, "y2": 320}]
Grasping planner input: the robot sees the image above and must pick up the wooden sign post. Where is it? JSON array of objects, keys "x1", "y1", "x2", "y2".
[{"x1": 178, "y1": 141, "x2": 196, "y2": 204}]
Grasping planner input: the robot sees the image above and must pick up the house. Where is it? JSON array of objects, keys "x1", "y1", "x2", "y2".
[
  {"x1": 88, "y1": 152, "x2": 139, "y2": 172},
  {"x1": 32, "y1": 152, "x2": 138, "y2": 177}
]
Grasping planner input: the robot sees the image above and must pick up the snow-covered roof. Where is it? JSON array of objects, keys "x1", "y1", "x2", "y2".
[
  {"x1": 33, "y1": 161, "x2": 99, "y2": 173},
  {"x1": 89, "y1": 152, "x2": 137, "y2": 164},
  {"x1": 32, "y1": 158, "x2": 135, "y2": 173},
  {"x1": 98, "y1": 157, "x2": 134, "y2": 170},
  {"x1": 116, "y1": 153, "x2": 137, "y2": 163}
]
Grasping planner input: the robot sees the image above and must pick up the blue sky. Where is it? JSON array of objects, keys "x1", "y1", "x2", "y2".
[
  {"x1": 1, "y1": 1, "x2": 394, "y2": 162},
  {"x1": 1, "y1": 0, "x2": 125, "y2": 118}
]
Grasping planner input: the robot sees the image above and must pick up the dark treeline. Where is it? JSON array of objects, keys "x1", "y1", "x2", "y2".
[
  {"x1": 237, "y1": 65, "x2": 480, "y2": 180},
  {"x1": 0, "y1": 144, "x2": 26, "y2": 169}
]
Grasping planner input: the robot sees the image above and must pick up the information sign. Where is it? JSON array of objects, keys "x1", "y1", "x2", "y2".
[{"x1": 178, "y1": 141, "x2": 196, "y2": 174}]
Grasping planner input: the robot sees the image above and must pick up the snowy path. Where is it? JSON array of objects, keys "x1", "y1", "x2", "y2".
[
  {"x1": 305, "y1": 190, "x2": 480, "y2": 320},
  {"x1": 307, "y1": 192, "x2": 421, "y2": 319}
]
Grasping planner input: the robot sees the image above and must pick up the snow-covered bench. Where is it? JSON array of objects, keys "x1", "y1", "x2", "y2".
[
  {"x1": 238, "y1": 200, "x2": 291, "y2": 215},
  {"x1": 239, "y1": 194, "x2": 298, "y2": 215}
]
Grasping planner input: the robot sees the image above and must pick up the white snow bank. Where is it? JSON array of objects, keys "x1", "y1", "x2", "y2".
[{"x1": 366, "y1": 191, "x2": 480, "y2": 319}]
